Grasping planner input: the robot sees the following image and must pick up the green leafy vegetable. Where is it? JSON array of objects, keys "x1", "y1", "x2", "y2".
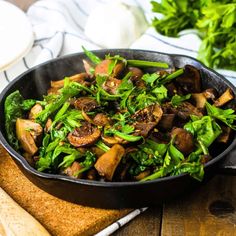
[
  {"x1": 151, "y1": 0, "x2": 236, "y2": 70},
  {"x1": 205, "y1": 102, "x2": 236, "y2": 129},
  {"x1": 184, "y1": 115, "x2": 222, "y2": 148},
  {"x1": 21, "y1": 99, "x2": 37, "y2": 110},
  {"x1": 151, "y1": 85, "x2": 168, "y2": 102},
  {"x1": 78, "y1": 151, "x2": 96, "y2": 173},
  {"x1": 82, "y1": 46, "x2": 101, "y2": 64},
  {"x1": 4, "y1": 91, "x2": 23, "y2": 150},
  {"x1": 142, "y1": 73, "x2": 160, "y2": 86},
  {"x1": 36, "y1": 82, "x2": 82, "y2": 123},
  {"x1": 171, "y1": 94, "x2": 191, "y2": 107}
]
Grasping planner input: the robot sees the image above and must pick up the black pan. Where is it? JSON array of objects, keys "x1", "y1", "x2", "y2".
[{"x1": 0, "y1": 49, "x2": 236, "y2": 209}]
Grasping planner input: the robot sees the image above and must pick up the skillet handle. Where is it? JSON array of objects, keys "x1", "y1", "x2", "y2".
[{"x1": 217, "y1": 146, "x2": 236, "y2": 175}]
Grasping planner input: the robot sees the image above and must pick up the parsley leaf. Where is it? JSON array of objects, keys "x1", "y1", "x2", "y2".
[{"x1": 205, "y1": 102, "x2": 236, "y2": 129}]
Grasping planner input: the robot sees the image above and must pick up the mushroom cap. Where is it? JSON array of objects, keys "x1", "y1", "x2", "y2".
[{"x1": 68, "y1": 122, "x2": 101, "y2": 147}]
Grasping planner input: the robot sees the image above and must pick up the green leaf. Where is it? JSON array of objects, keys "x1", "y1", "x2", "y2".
[
  {"x1": 4, "y1": 90, "x2": 23, "y2": 150},
  {"x1": 152, "y1": 85, "x2": 168, "y2": 102},
  {"x1": 171, "y1": 94, "x2": 191, "y2": 107},
  {"x1": 118, "y1": 72, "x2": 133, "y2": 92},
  {"x1": 58, "y1": 152, "x2": 79, "y2": 168},
  {"x1": 36, "y1": 152, "x2": 52, "y2": 172},
  {"x1": 82, "y1": 46, "x2": 101, "y2": 64},
  {"x1": 205, "y1": 102, "x2": 236, "y2": 129},
  {"x1": 121, "y1": 124, "x2": 134, "y2": 134},
  {"x1": 108, "y1": 59, "x2": 117, "y2": 75},
  {"x1": 21, "y1": 99, "x2": 37, "y2": 110},
  {"x1": 184, "y1": 115, "x2": 222, "y2": 147},
  {"x1": 169, "y1": 141, "x2": 185, "y2": 163},
  {"x1": 142, "y1": 73, "x2": 160, "y2": 86}
]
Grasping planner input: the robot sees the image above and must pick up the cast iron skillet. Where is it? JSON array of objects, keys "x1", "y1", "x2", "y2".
[{"x1": 0, "y1": 49, "x2": 236, "y2": 209}]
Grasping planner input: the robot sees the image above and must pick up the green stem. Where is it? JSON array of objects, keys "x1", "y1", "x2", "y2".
[
  {"x1": 112, "y1": 130, "x2": 142, "y2": 142},
  {"x1": 140, "y1": 168, "x2": 164, "y2": 182},
  {"x1": 127, "y1": 60, "x2": 169, "y2": 68},
  {"x1": 160, "y1": 68, "x2": 184, "y2": 84},
  {"x1": 95, "y1": 140, "x2": 110, "y2": 152},
  {"x1": 54, "y1": 102, "x2": 70, "y2": 121}
]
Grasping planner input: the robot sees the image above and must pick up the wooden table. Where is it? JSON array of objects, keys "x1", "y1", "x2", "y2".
[{"x1": 6, "y1": 1, "x2": 236, "y2": 235}]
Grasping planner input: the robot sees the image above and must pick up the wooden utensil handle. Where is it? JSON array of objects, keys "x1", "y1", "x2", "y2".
[{"x1": 0, "y1": 187, "x2": 50, "y2": 236}]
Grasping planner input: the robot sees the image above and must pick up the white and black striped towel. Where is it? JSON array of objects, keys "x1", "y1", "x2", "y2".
[{"x1": 1, "y1": 0, "x2": 236, "y2": 235}]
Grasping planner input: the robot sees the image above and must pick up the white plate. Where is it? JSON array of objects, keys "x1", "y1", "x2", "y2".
[{"x1": 0, "y1": 1, "x2": 34, "y2": 71}]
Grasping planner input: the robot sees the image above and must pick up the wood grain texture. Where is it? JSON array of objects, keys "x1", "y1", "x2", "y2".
[
  {"x1": 113, "y1": 207, "x2": 162, "y2": 236},
  {"x1": 0, "y1": 145, "x2": 131, "y2": 236},
  {"x1": 161, "y1": 175, "x2": 236, "y2": 236}
]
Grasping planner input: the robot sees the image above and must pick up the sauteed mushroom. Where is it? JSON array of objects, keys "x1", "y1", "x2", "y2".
[
  {"x1": 94, "y1": 59, "x2": 125, "y2": 77},
  {"x1": 64, "y1": 161, "x2": 83, "y2": 178},
  {"x1": 50, "y1": 73, "x2": 91, "y2": 88},
  {"x1": 94, "y1": 144, "x2": 125, "y2": 181},
  {"x1": 171, "y1": 127, "x2": 194, "y2": 155},
  {"x1": 74, "y1": 97, "x2": 98, "y2": 112},
  {"x1": 102, "y1": 77, "x2": 122, "y2": 94},
  {"x1": 68, "y1": 122, "x2": 101, "y2": 147},
  {"x1": 176, "y1": 65, "x2": 201, "y2": 93},
  {"x1": 29, "y1": 104, "x2": 43, "y2": 120},
  {"x1": 214, "y1": 88, "x2": 234, "y2": 107},
  {"x1": 16, "y1": 118, "x2": 43, "y2": 155},
  {"x1": 133, "y1": 104, "x2": 163, "y2": 137}
]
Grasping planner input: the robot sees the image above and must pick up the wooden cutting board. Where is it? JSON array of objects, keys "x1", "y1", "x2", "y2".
[{"x1": 0, "y1": 145, "x2": 131, "y2": 236}]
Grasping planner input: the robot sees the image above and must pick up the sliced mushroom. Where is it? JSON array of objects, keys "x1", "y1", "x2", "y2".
[
  {"x1": 74, "y1": 97, "x2": 98, "y2": 112},
  {"x1": 16, "y1": 118, "x2": 43, "y2": 155},
  {"x1": 217, "y1": 126, "x2": 231, "y2": 143},
  {"x1": 93, "y1": 113, "x2": 110, "y2": 126},
  {"x1": 67, "y1": 122, "x2": 101, "y2": 147},
  {"x1": 134, "y1": 122, "x2": 158, "y2": 137},
  {"x1": 192, "y1": 88, "x2": 218, "y2": 108},
  {"x1": 94, "y1": 144, "x2": 125, "y2": 181},
  {"x1": 214, "y1": 88, "x2": 234, "y2": 107},
  {"x1": 203, "y1": 88, "x2": 217, "y2": 101},
  {"x1": 102, "y1": 77, "x2": 122, "y2": 95},
  {"x1": 158, "y1": 114, "x2": 175, "y2": 130},
  {"x1": 171, "y1": 127, "x2": 194, "y2": 155},
  {"x1": 132, "y1": 104, "x2": 163, "y2": 137},
  {"x1": 165, "y1": 82, "x2": 178, "y2": 97},
  {"x1": 128, "y1": 67, "x2": 145, "y2": 88},
  {"x1": 50, "y1": 73, "x2": 91, "y2": 88},
  {"x1": 192, "y1": 93, "x2": 207, "y2": 108},
  {"x1": 64, "y1": 161, "x2": 83, "y2": 178},
  {"x1": 176, "y1": 65, "x2": 201, "y2": 93},
  {"x1": 176, "y1": 102, "x2": 202, "y2": 119},
  {"x1": 81, "y1": 109, "x2": 94, "y2": 124},
  {"x1": 29, "y1": 104, "x2": 43, "y2": 120},
  {"x1": 94, "y1": 59, "x2": 125, "y2": 77}
]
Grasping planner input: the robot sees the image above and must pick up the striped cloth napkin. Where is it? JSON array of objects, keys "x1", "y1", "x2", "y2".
[{"x1": 1, "y1": 0, "x2": 236, "y2": 235}]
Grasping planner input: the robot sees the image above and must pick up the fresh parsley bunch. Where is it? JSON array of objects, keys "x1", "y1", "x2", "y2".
[{"x1": 151, "y1": 0, "x2": 236, "y2": 70}]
